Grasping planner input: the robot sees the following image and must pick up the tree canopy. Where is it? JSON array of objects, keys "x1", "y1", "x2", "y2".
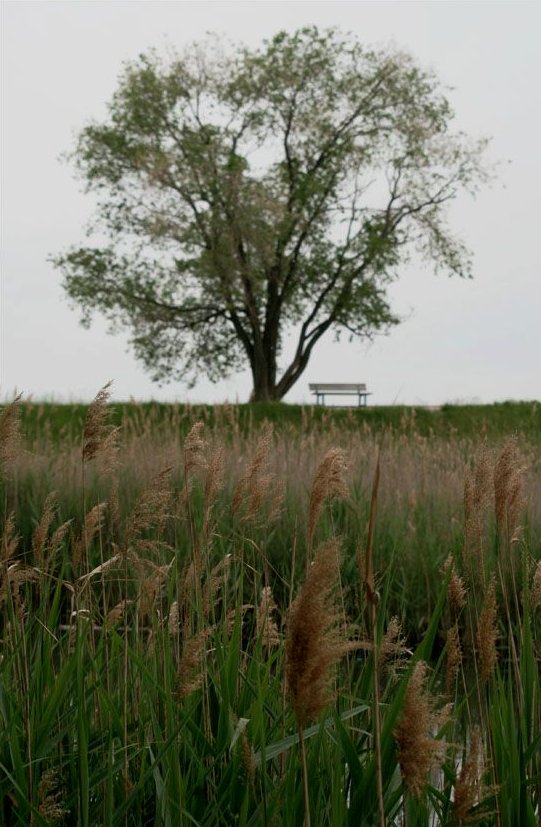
[{"x1": 54, "y1": 27, "x2": 489, "y2": 401}]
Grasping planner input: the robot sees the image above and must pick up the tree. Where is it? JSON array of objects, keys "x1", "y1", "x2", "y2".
[{"x1": 54, "y1": 27, "x2": 489, "y2": 402}]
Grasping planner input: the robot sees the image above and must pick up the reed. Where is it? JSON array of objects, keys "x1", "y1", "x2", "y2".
[{"x1": 0, "y1": 390, "x2": 539, "y2": 825}]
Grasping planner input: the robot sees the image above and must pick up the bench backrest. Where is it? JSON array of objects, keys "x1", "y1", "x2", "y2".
[{"x1": 309, "y1": 383, "x2": 367, "y2": 392}]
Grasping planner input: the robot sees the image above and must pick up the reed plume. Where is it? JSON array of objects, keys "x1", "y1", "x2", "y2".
[
  {"x1": 380, "y1": 616, "x2": 409, "y2": 680},
  {"x1": 444, "y1": 555, "x2": 467, "y2": 613},
  {"x1": 72, "y1": 502, "x2": 107, "y2": 571},
  {"x1": 168, "y1": 600, "x2": 180, "y2": 638},
  {"x1": 82, "y1": 382, "x2": 114, "y2": 463},
  {"x1": 286, "y1": 538, "x2": 356, "y2": 827},
  {"x1": 0, "y1": 393, "x2": 22, "y2": 478},
  {"x1": 1, "y1": 513, "x2": 19, "y2": 564},
  {"x1": 0, "y1": 562, "x2": 39, "y2": 608},
  {"x1": 285, "y1": 538, "x2": 354, "y2": 727},
  {"x1": 202, "y1": 444, "x2": 225, "y2": 536},
  {"x1": 445, "y1": 622, "x2": 462, "y2": 695},
  {"x1": 240, "y1": 729, "x2": 257, "y2": 791},
  {"x1": 494, "y1": 438, "x2": 525, "y2": 541},
  {"x1": 105, "y1": 599, "x2": 132, "y2": 631},
  {"x1": 307, "y1": 448, "x2": 347, "y2": 545},
  {"x1": 32, "y1": 493, "x2": 57, "y2": 563},
  {"x1": 476, "y1": 574, "x2": 498, "y2": 682},
  {"x1": 202, "y1": 554, "x2": 232, "y2": 620},
  {"x1": 183, "y1": 421, "x2": 207, "y2": 482},
  {"x1": 462, "y1": 449, "x2": 492, "y2": 576},
  {"x1": 232, "y1": 423, "x2": 282, "y2": 524},
  {"x1": 36, "y1": 769, "x2": 68, "y2": 823},
  {"x1": 394, "y1": 661, "x2": 451, "y2": 798},
  {"x1": 125, "y1": 466, "x2": 173, "y2": 553},
  {"x1": 453, "y1": 726, "x2": 496, "y2": 824},
  {"x1": 176, "y1": 629, "x2": 208, "y2": 699},
  {"x1": 256, "y1": 585, "x2": 281, "y2": 649}
]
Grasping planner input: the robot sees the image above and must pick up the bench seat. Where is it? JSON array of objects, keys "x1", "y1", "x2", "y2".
[{"x1": 309, "y1": 383, "x2": 372, "y2": 406}]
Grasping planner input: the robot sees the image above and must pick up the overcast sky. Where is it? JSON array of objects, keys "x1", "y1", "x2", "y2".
[{"x1": 2, "y1": 0, "x2": 540, "y2": 406}]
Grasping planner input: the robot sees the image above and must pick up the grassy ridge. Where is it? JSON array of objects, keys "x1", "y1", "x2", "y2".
[
  {"x1": 1, "y1": 393, "x2": 540, "y2": 825},
  {"x1": 16, "y1": 399, "x2": 541, "y2": 444}
]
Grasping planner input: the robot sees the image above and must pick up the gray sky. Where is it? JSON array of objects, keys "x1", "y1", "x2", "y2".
[{"x1": 2, "y1": 0, "x2": 540, "y2": 405}]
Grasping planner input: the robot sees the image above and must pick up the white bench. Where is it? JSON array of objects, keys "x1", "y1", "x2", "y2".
[{"x1": 309, "y1": 383, "x2": 372, "y2": 407}]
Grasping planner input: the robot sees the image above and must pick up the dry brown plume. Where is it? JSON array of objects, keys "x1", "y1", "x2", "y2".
[
  {"x1": 32, "y1": 494, "x2": 72, "y2": 570},
  {"x1": 462, "y1": 449, "x2": 492, "y2": 574},
  {"x1": 36, "y1": 769, "x2": 68, "y2": 823},
  {"x1": 202, "y1": 554, "x2": 232, "y2": 620},
  {"x1": 0, "y1": 393, "x2": 22, "y2": 477},
  {"x1": 453, "y1": 727, "x2": 497, "y2": 824},
  {"x1": 445, "y1": 556, "x2": 467, "y2": 613},
  {"x1": 176, "y1": 629, "x2": 208, "y2": 699},
  {"x1": 445, "y1": 622, "x2": 462, "y2": 695},
  {"x1": 494, "y1": 438, "x2": 525, "y2": 541},
  {"x1": 394, "y1": 661, "x2": 451, "y2": 797},
  {"x1": 82, "y1": 382, "x2": 114, "y2": 463},
  {"x1": 476, "y1": 574, "x2": 498, "y2": 682},
  {"x1": 285, "y1": 539, "x2": 355, "y2": 728},
  {"x1": 183, "y1": 421, "x2": 207, "y2": 481},
  {"x1": 72, "y1": 502, "x2": 107, "y2": 571},
  {"x1": 307, "y1": 448, "x2": 348, "y2": 545},
  {"x1": 380, "y1": 616, "x2": 410, "y2": 679},
  {"x1": 126, "y1": 466, "x2": 173, "y2": 551},
  {"x1": 232, "y1": 422, "x2": 282, "y2": 524},
  {"x1": 105, "y1": 599, "x2": 132, "y2": 631},
  {"x1": 168, "y1": 600, "x2": 180, "y2": 638},
  {"x1": 256, "y1": 585, "x2": 281, "y2": 648},
  {"x1": 1, "y1": 513, "x2": 19, "y2": 564},
  {"x1": 203, "y1": 445, "x2": 225, "y2": 526}
]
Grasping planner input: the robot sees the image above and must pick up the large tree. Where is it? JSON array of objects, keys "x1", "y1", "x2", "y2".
[{"x1": 55, "y1": 27, "x2": 489, "y2": 402}]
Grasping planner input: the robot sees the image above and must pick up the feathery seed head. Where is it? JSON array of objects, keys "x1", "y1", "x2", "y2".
[
  {"x1": 1, "y1": 513, "x2": 19, "y2": 564},
  {"x1": 82, "y1": 381, "x2": 114, "y2": 463},
  {"x1": 380, "y1": 616, "x2": 410, "y2": 679},
  {"x1": 394, "y1": 661, "x2": 451, "y2": 798},
  {"x1": 37, "y1": 769, "x2": 68, "y2": 823},
  {"x1": 453, "y1": 727, "x2": 497, "y2": 824},
  {"x1": 445, "y1": 622, "x2": 462, "y2": 695},
  {"x1": 476, "y1": 575, "x2": 498, "y2": 682},
  {"x1": 32, "y1": 493, "x2": 57, "y2": 568},
  {"x1": 168, "y1": 600, "x2": 180, "y2": 637},
  {"x1": 285, "y1": 539, "x2": 355, "y2": 727},
  {"x1": 256, "y1": 585, "x2": 281, "y2": 648},
  {"x1": 232, "y1": 423, "x2": 280, "y2": 523},
  {"x1": 308, "y1": 448, "x2": 348, "y2": 544},
  {"x1": 462, "y1": 450, "x2": 492, "y2": 573},
  {"x1": 105, "y1": 599, "x2": 131, "y2": 631},
  {"x1": 125, "y1": 467, "x2": 173, "y2": 563},
  {"x1": 176, "y1": 630, "x2": 208, "y2": 699},
  {"x1": 444, "y1": 556, "x2": 467, "y2": 612},
  {"x1": 0, "y1": 394, "x2": 23, "y2": 478},
  {"x1": 183, "y1": 421, "x2": 207, "y2": 479},
  {"x1": 494, "y1": 438, "x2": 525, "y2": 539},
  {"x1": 72, "y1": 502, "x2": 107, "y2": 571}
]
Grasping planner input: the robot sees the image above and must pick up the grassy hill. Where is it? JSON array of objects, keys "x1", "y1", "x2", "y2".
[{"x1": 16, "y1": 398, "x2": 541, "y2": 444}]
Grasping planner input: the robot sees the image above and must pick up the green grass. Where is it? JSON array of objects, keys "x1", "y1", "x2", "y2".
[{"x1": 16, "y1": 398, "x2": 541, "y2": 445}]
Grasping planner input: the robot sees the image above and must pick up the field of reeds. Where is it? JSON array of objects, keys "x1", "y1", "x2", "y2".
[{"x1": 1, "y1": 386, "x2": 540, "y2": 826}]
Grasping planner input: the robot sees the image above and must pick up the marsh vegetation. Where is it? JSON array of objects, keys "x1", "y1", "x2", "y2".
[{"x1": 1, "y1": 389, "x2": 540, "y2": 825}]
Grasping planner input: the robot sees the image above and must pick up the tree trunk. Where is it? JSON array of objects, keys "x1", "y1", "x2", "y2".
[{"x1": 249, "y1": 348, "x2": 281, "y2": 402}]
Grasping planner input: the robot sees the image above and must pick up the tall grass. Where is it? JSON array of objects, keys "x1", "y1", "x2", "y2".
[{"x1": 0, "y1": 389, "x2": 539, "y2": 825}]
